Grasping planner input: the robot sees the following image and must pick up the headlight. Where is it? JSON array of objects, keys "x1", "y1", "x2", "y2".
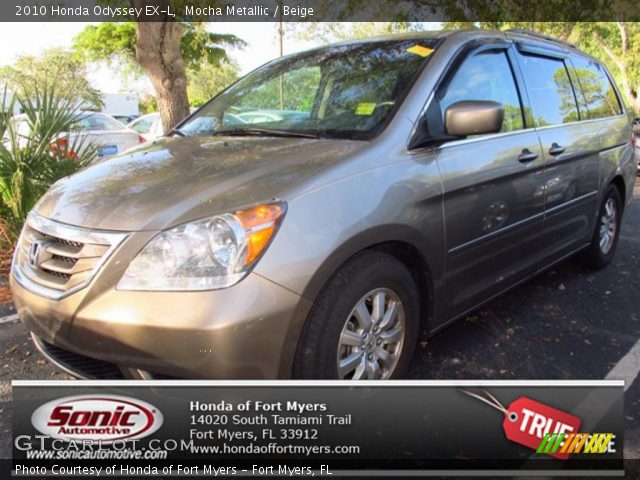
[{"x1": 117, "y1": 202, "x2": 285, "y2": 291}]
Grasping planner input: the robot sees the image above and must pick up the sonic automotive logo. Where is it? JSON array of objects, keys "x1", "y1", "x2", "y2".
[{"x1": 31, "y1": 395, "x2": 163, "y2": 443}]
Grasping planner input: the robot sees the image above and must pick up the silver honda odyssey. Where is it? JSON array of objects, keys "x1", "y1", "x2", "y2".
[{"x1": 11, "y1": 30, "x2": 637, "y2": 380}]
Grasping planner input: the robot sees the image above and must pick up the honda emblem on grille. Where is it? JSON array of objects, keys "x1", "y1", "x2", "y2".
[{"x1": 28, "y1": 241, "x2": 44, "y2": 268}]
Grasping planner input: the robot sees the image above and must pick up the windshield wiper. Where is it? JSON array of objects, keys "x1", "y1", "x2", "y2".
[
  {"x1": 211, "y1": 128, "x2": 319, "y2": 139},
  {"x1": 167, "y1": 127, "x2": 186, "y2": 137}
]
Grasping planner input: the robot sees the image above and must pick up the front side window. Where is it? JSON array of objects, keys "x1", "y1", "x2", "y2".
[
  {"x1": 517, "y1": 54, "x2": 579, "y2": 126},
  {"x1": 439, "y1": 50, "x2": 525, "y2": 133},
  {"x1": 571, "y1": 56, "x2": 622, "y2": 119},
  {"x1": 178, "y1": 39, "x2": 439, "y2": 140}
]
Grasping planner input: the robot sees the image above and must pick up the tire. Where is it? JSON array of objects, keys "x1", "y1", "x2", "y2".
[
  {"x1": 579, "y1": 185, "x2": 623, "y2": 270},
  {"x1": 293, "y1": 251, "x2": 419, "y2": 379}
]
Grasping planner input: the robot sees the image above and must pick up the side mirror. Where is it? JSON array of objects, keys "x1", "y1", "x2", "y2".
[{"x1": 444, "y1": 101, "x2": 504, "y2": 137}]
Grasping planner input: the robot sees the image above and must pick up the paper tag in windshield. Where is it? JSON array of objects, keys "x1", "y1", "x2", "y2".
[
  {"x1": 355, "y1": 103, "x2": 377, "y2": 116},
  {"x1": 407, "y1": 45, "x2": 434, "y2": 57}
]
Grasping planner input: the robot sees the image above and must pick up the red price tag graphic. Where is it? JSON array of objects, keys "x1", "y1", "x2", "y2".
[
  {"x1": 503, "y1": 397, "x2": 581, "y2": 460},
  {"x1": 464, "y1": 391, "x2": 582, "y2": 460}
]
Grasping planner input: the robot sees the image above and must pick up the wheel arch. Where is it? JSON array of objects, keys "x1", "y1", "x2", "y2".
[
  {"x1": 299, "y1": 225, "x2": 442, "y2": 339},
  {"x1": 609, "y1": 174, "x2": 626, "y2": 212},
  {"x1": 367, "y1": 241, "x2": 436, "y2": 337},
  {"x1": 288, "y1": 230, "x2": 440, "y2": 378},
  {"x1": 279, "y1": 223, "x2": 444, "y2": 378}
]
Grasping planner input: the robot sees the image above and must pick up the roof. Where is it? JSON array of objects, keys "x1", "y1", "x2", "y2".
[{"x1": 300, "y1": 28, "x2": 589, "y2": 58}]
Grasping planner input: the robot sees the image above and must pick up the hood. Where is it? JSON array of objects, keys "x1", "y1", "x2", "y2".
[{"x1": 35, "y1": 135, "x2": 364, "y2": 231}]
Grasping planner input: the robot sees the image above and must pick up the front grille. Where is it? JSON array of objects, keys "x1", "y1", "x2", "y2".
[
  {"x1": 41, "y1": 232, "x2": 83, "y2": 248},
  {"x1": 13, "y1": 212, "x2": 127, "y2": 300},
  {"x1": 34, "y1": 336, "x2": 125, "y2": 379},
  {"x1": 33, "y1": 335, "x2": 178, "y2": 380}
]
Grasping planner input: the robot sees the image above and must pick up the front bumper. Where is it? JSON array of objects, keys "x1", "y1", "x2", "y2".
[{"x1": 11, "y1": 271, "x2": 312, "y2": 379}]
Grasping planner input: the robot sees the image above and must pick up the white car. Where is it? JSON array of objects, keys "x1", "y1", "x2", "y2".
[
  {"x1": 128, "y1": 109, "x2": 199, "y2": 142},
  {"x1": 128, "y1": 113, "x2": 163, "y2": 142},
  {"x1": 10, "y1": 111, "x2": 143, "y2": 160}
]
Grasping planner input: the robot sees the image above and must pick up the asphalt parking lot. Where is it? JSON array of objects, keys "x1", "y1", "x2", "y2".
[{"x1": 1, "y1": 178, "x2": 639, "y2": 465}]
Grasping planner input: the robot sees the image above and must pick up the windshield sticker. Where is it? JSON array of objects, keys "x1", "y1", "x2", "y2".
[
  {"x1": 407, "y1": 45, "x2": 434, "y2": 57},
  {"x1": 355, "y1": 103, "x2": 377, "y2": 116}
]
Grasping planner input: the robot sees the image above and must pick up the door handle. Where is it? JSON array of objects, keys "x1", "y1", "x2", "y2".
[
  {"x1": 549, "y1": 143, "x2": 566, "y2": 156},
  {"x1": 518, "y1": 149, "x2": 539, "y2": 163}
]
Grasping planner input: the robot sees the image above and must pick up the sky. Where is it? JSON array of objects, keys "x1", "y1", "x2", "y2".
[{"x1": 0, "y1": 22, "x2": 321, "y2": 94}]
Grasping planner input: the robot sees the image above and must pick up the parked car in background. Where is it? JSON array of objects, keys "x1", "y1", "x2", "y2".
[
  {"x1": 9, "y1": 111, "x2": 143, "y2": 160},
  {"x1": 60, "y1": 112, "x2": 143, "y2": 159},
  {"x1": 112, "y1": 114, "x2": 139, "y2": 125},
  {"x1": 128, "y1": 113, "x2": 162, "y2": 142},
  {"x1": 11, "y1": 30, "x2": 637, "y2": 381},
  {"x1": 129, "y1": 109, "x2": 199, "y2": 142}
]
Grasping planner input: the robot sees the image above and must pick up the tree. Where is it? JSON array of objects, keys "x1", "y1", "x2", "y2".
[
  {"x1": 0, "y1": 48, "x2": 102, "y2": 109},
  {"x1": 134, "y1": 19, "x2": 190, "y2": 133},
  {"x1": 290, "y1": 22, "x2": 427, "y2": 44},
  {"x1": 74, "y1": 16, "x2": 245, "y2": 132},
  {"x1": 187, "y1": 61, "x2": 240, "y2": 107},
  {"x1": 578, "y1": 23, "x2": 640, "y2": 115}
]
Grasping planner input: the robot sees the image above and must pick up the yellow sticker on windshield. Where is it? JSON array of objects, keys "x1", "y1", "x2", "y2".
[
  {"x1": 355, "y1": 103, "x2": 377, "y2": 116},
  {"x1": 407, "y1": 45, "x2": 434, "y2": 57}
]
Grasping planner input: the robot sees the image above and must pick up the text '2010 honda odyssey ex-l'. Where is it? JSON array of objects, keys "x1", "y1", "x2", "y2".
[{"x1": 11, "y1": 30, "x2": 637, "y2": 380}]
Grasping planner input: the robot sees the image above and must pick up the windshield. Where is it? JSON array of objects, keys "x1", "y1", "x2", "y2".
[{"x1": 179, "y1": 39, "x2": 439, "y2": 140}]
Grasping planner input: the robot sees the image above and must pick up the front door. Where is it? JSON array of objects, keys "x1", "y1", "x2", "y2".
[{"x1": 432, "y1": 47, "x2": 547, "y2": 320}]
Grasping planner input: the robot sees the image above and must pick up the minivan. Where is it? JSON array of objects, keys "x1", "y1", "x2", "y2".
[{"x1": 10, "y1": 30, "x2": 637, "y2": 380}]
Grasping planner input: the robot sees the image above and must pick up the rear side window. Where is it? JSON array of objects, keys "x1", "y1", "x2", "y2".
[
  {"x1": 440, "y1": 50, "x2": 524, "y2": 132},
  {"x1": 571, "y1": 56, "x2": 623, "y2": 119},
  {"x1": 517, "y1": 54, "x2": 579, "y2": 126}
]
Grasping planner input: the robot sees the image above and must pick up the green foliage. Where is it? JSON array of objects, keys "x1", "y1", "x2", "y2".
[
  {"x1": 290, "y1": 22, "x2": 426, "y2": 44},
  {"x1": 503, "y1": 104, "x2": 526, "y2": 131},
  {"x1": 73, "y1": 22, "x2": 139, "y2": 77},
  {"x1": 552, "y1": 67, "x2": 581, "y2": 123},
  {"x1": 0, "y1": 85, "x2": 96, "y2": 247},
  {"x1": 0, "y1": 48, "x2": 103, "y2": 109},
  {"x1": 74, "y1": 22, "x2": 245, "y2": 78},
  {"x1": 181, "y1": 28, "x2": 245, "y2": 71},
  {"x1": 138, "y1": 93, "x2": 158, "y2": 114},
  {"x1": 235, "y1": 66, "x2": 321, "y2": 112},
  {"x1": 187, "y1": 61, "x2": 240, "y2": 107},
  {"x1": 571, "y1": 23, "x2": 640, "y2": 114}
]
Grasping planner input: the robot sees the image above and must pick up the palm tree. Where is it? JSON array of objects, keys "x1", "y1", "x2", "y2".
[{"x1": 0, "y1": 83, "x2": 97, "y2": 249}]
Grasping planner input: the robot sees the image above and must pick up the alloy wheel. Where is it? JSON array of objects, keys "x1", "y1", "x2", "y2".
[
  {"x1": 599, "y1": 197, "x2": 618, "y2": 255},
  {"x1": 336, "y1": 288, "x2": 405, "y2": 380}
]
